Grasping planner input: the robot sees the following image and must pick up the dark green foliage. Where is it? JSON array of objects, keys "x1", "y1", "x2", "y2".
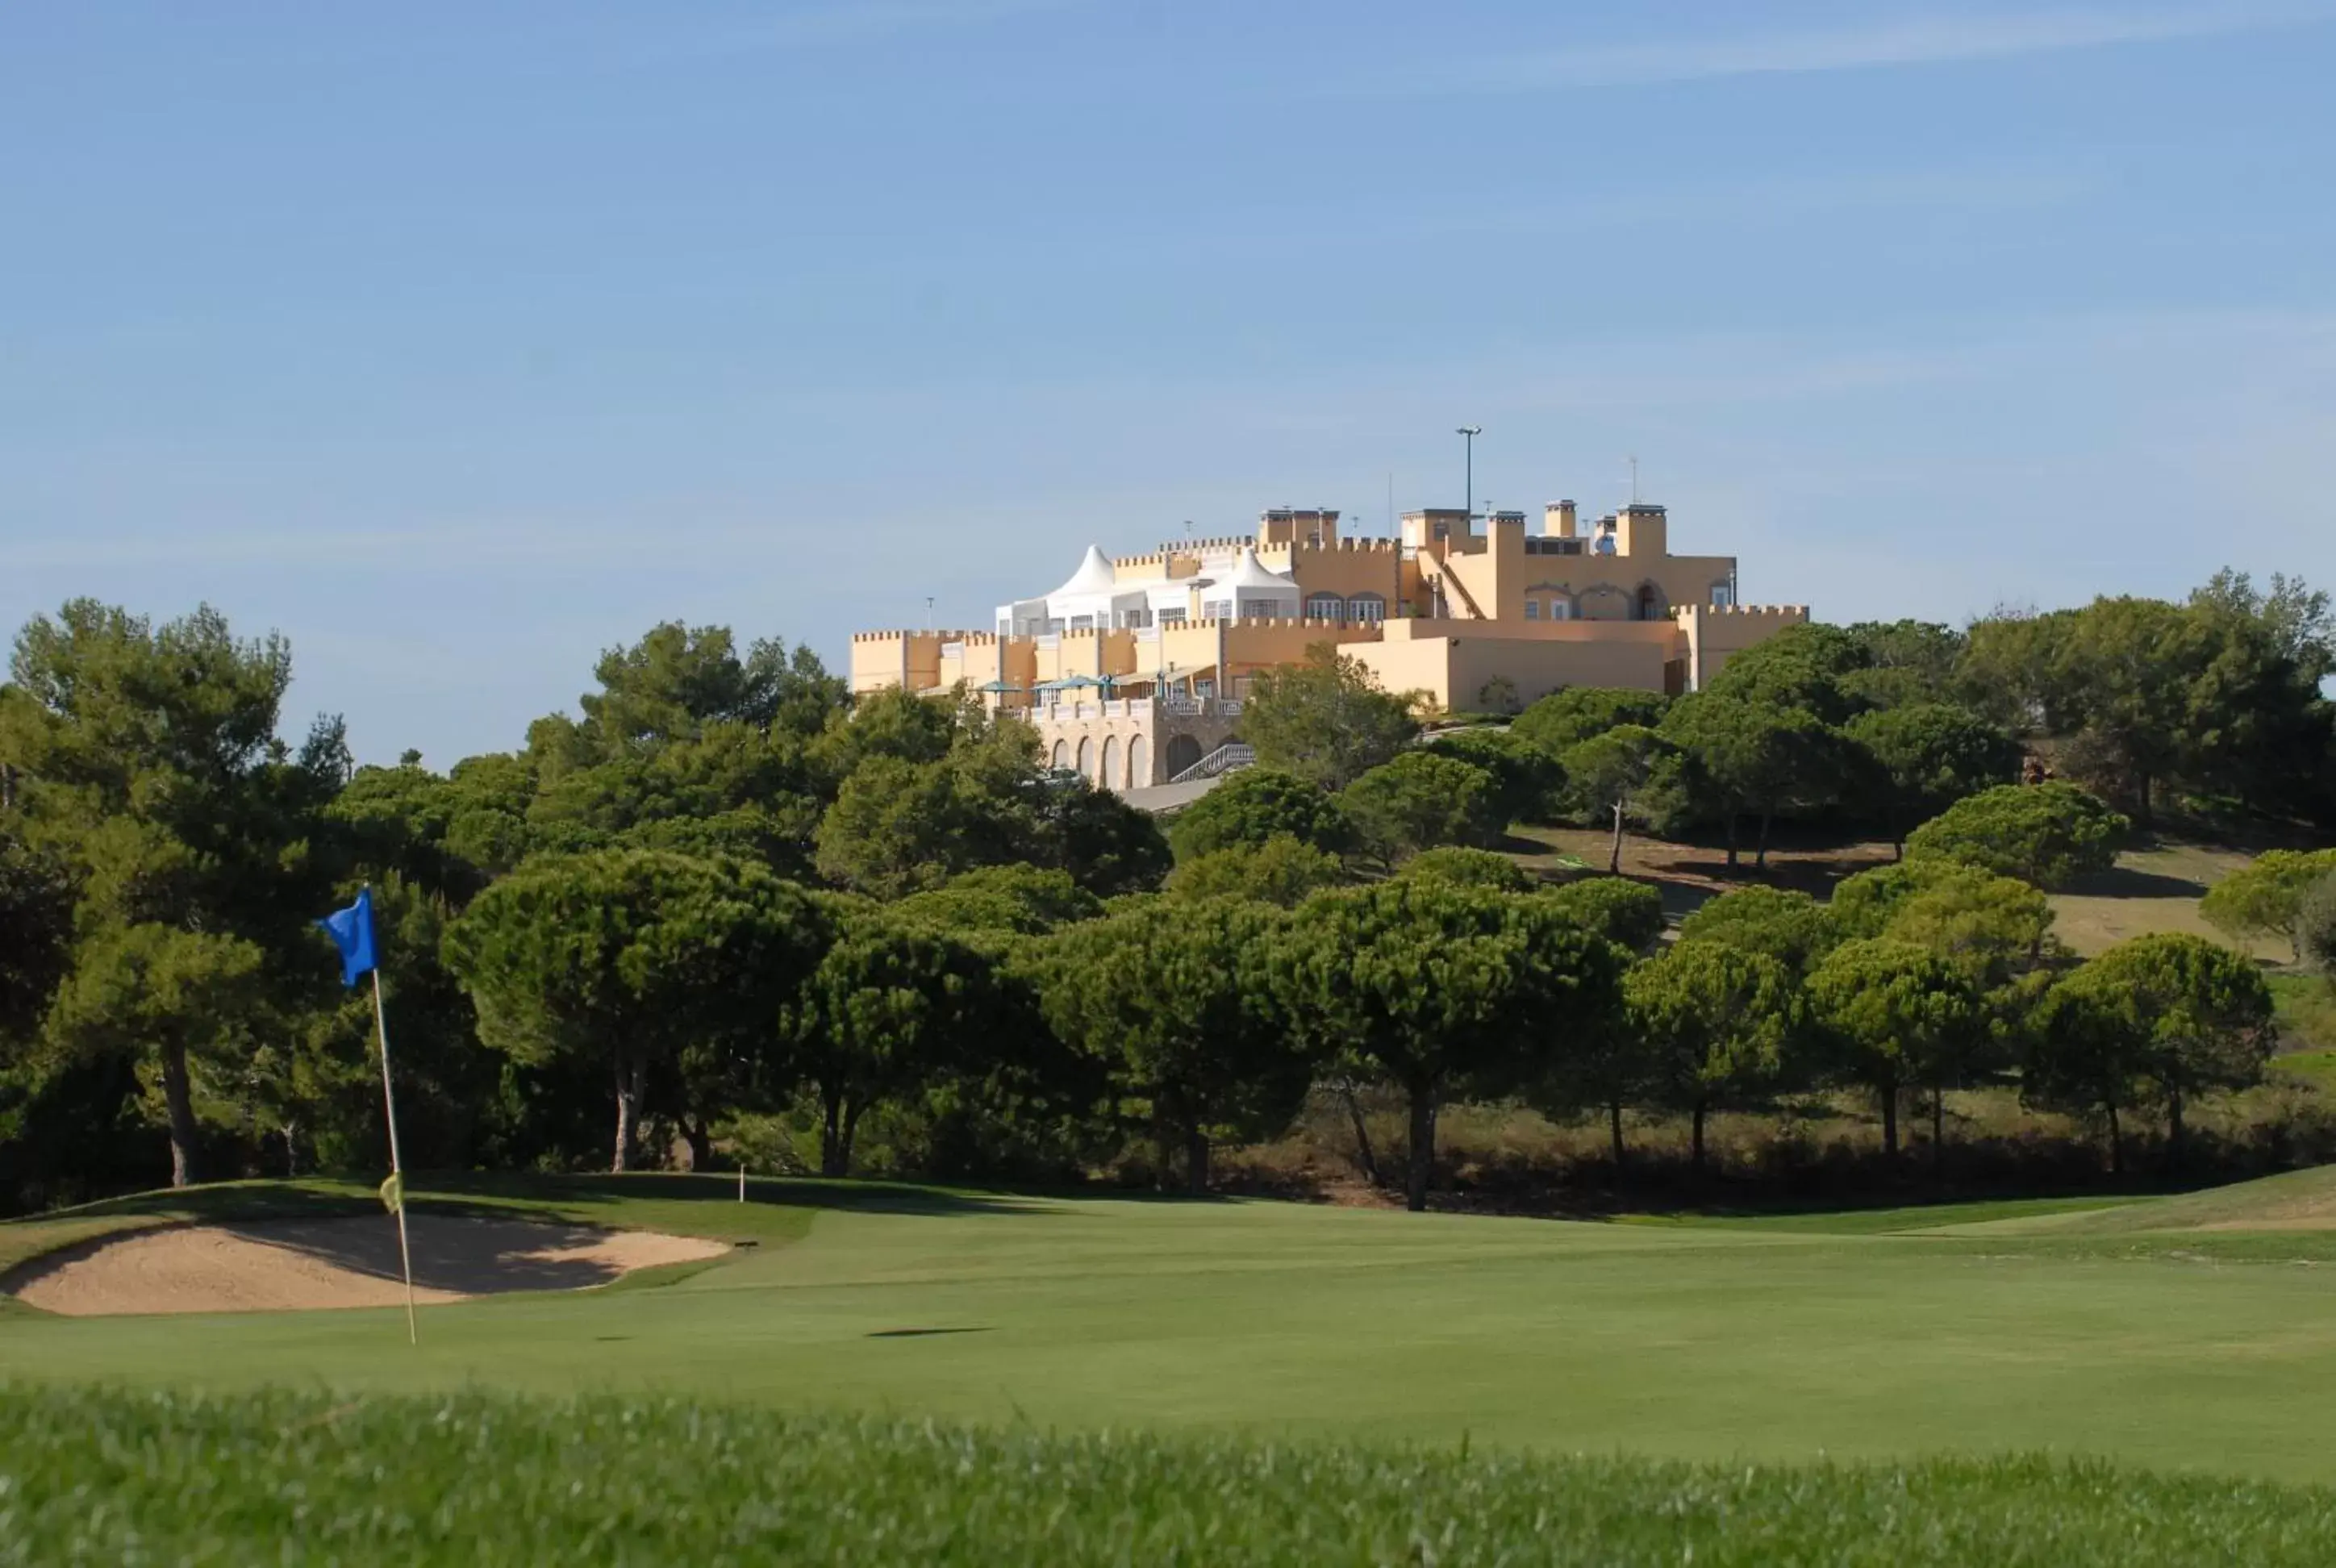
[
  {"x1": 0, "y1": 601, "x2": 350, "y2": 1190},
  {"x1": 1541, "y1": 876, "x2": 1666, "y2": 952},
  {"x1": 1397, "y1": 846, "x2": 1532, "y2": 893},
  {"x1": 1165, "y1": 835, "x2": 1349, "y2": 906},
  {"x1": 894, "y1": 865, "x2": 1104, "y2": 936},
  {"x1": 1806, "y1": 939, "x2": 1985, "y2": 1159},
  {"x1": 40, "y1": 924, "x2": 269, "y2": 1187},
  {"x1": 15, "y1": 1388, "x2": 2336, "y2": 1568},
  {"x1": 1675, "y1": 886, "x2": 1835, "y2": 978},
  {"x1": 544, "y1": 621, "x2": 845, "y2": 768},
  {"x1": 1659, "y1": 694, "x2": 1842, "y2": 869},
  {"x1": 1034, "y1": 898, "x2": 1311, "y2": 1191},
  {"x1": 1237, "y1": 647, "x2": 1422, "y2": 790},
  {"x1": 2305, "y1": 872, "x2": 2336, "y2": 984},
  {"x1": 1626, "y1": 940, "x2": 1796, "y2": 1169},
  {"x1": 2030, "y1": 933, "x2": 2276, "y2": 1167},
  {"x1": 1905, "y1": 782, "x2": 2126, "y2": 890},
  {"x1": 1423, "y1": 727, "x2": 1563, "y2": 825},
  {"x1": 1337, "y1": 752, "x2": 1507, "y2": 863},
  {"x1": 1829, "y1": 861, "x2": 2054, "y2": 978},
  {"x1": 786, "y1": 907, "x2": 1019, "y2": 1177},
  {"x1": 1959, "y1": 575, "x2": 2335, "y2": 827},
  {"x1": 1561, "y1": 725, "x2": 1675, "y2": 872},
  {"x1": 1028, "y1": 770, "x2": 1170, "y2": 897},
  {"x1": 809, "y1": 685, "x2": 964, "y2": 783},
  {"x1": 813, "y1": 719, "x2": 1164, "y2": 899},
  {"x1": 1511, "y1": 686, "x2": 1671, "y2": 753},
  {"x1": 2200, "y1": 850, "x2": 2336, "y2": 964},
  {"x1": 1838, "y1": 619, "x2": 1966, "y2": 710},
  {"x1": 1166, "y1": 768, "x2": 1350, "y2": 861},
  {"x1": 1701, "y1": 621, "x2": 1874, "y2": 726},
  {"x1": 1271, "y1": 880, "x2": 1629, "y2": 1210},
  {"x1": 443, "y1": 850, "x2": 829, "y2": 1171},
  {"x1": 1844, "y1": 703, "x2": 2023, "y2": 853}
]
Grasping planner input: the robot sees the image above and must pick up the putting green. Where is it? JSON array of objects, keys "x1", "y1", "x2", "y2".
[{"x1": 8, "y1": 1174, "x2": 2336, "y2": 1482}]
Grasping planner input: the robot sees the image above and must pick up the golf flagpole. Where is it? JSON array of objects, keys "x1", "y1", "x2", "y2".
[{"x1": 370, "y1": 960, "x2": 419, "y2": 1347}]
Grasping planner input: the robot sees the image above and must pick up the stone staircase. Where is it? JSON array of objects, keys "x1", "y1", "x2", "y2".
[{"x1": 1167, "y1": 742, "x2": 1256, "y2": 786}]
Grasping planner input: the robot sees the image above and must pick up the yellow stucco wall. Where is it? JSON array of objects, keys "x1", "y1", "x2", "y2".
[{"x1": 852, "y1": 501, "x2": 1800, "y2": 708}]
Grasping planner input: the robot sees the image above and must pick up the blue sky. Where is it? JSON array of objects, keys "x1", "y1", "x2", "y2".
[{"x1": 5, "y1": 2, "x2": 2333, "y2": 765}]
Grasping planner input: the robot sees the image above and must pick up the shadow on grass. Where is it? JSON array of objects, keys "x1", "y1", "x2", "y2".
[
  {"x1": 866, "y1": 1326, "x2": 994, "y2": 1338},
  {"x1": 2059, "y1": 864, "x2": 2211, "y2": 900},
  {"x1": 436, "y1": 1172, "x2": 1043, "y2": 1220}
]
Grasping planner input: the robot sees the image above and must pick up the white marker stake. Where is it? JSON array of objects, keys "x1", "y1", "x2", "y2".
[
  {"x1": 371, "y1": 967, "x2": 419, "y2": 1346},
  {"x1": 738, "y1": 1164, "x2": 747, "y2": 1203}
]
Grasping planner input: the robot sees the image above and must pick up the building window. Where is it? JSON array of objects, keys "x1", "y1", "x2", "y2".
[
  {"x1": 1070, "y1": 615, "x2": 1094, "y2": 632},
  {"x1": 1549, "y1": 598, "x2": 1572, "y2": 622},
  {"x1": 1203, "y1": 599, "x2": 1233, "y2": 622},
  {"x1": 1304, "y1": 594, "x2": 1345, "y2": 623},
  {"x1": 1158, "y1": 608, "x2": 1186, "y2": 628},
  {"x1": 1711, "y1": 582, "x2": 1734, "y2": 607},
  {"x1": 1347, "y1": 594, "x2": 1386, "y2": 623},
  {"x1": 1524, "y1": 599, "x2": 1540, "y2": 620}
]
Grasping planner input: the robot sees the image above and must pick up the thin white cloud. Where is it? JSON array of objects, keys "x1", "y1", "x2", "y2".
[{"x1": 1425, "y1": 4, "x2": 2332, "y2": 93}]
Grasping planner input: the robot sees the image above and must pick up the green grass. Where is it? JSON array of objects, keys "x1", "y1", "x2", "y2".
[
  {"x1": 2274, "y1": 972, "x2": 2336, "y2": 1053},
  {"x1": 15, "y1": 1173, "x2": 2336, "y2": 1483},
  {"x1": 9, "y1": 1385, "x2": 2336, "y2": 1566},
  {"x1": 1623, "y1": 1195, "x2": 2147, "y2": 1234}
]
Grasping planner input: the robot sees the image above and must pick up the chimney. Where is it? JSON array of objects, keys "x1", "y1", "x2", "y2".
[{"x1": 1545, "y1": 499, "x2": 1578, "y2": 538}]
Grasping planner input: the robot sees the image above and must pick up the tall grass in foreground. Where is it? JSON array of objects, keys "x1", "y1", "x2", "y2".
[{"x1": 6, "y1": 1387, "x2": 2336, "y2": 1566}]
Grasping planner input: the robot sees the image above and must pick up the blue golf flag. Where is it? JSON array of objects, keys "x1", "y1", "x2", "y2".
[{"x1": 319, "y1": 886, "x2": 378, "y2": 988}]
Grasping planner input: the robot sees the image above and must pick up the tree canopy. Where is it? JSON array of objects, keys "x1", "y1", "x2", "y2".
[
  {"x1": 2033, "y1": 933, "x2": 2276, "y2": 1166},
  {"x1": 2199, "y1": 849, "x2": 2336, "y2": 964},
  {"x1": 1511, "y1": 687, "x2": 1671, "y2": 753},
  {"x1": 1270, "y1": 880, "x2": 1628, "y2": 1210},
  {"x1": 1033, "y1": 898, "x2": 1309, "y2": 1192},
  {"x1": 444, "y1": 850, "x2": 828, "y2": 1171},
  {"x1": 1237, "y1": 648, "x2": 1421, "y2": 790},
  {"x1": 1337, "y1": 752, "x2": 1506, "y2": 864},
  {"x1": 1904, "y1": 783, "x2": 2125, "y2": 890},
  {"x1": 1166, "y1": 767, "x2": 1351, "y2": 861},
  {"x1": 1843, "y1": 703, "x2": 2022, "y2": 855}
]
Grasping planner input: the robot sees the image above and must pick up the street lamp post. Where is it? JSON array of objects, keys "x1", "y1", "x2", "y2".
[{"x1": 1456, "y1": 426, "x2": 1482, "y2": 525}]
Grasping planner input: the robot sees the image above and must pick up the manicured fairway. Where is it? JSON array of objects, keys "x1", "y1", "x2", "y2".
[{"x1": 9, "y1": 1174, "x2": 2336, "y2": 1482}]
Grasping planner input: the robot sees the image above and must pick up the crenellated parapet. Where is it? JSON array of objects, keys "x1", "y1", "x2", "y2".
[
  {"x1": 1675, "y1": 603, "x2": 1809, "y2": 620},
  {"x1": 1289, "y1": 536, "x2": 1402, "y2": 557}
]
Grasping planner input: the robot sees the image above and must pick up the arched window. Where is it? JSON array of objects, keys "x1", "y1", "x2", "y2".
[
  {"x1": 1050, "y1": 740, "x2": 1070, "y2": 769},
  {"x1": 1101, "y1": 735, "x2": 1122, "y2": 790},
  {"x1": 1163, "y1": 734, "x2": 1203, "y2": 778},
  {"x1": 1347, "y1": 594, "x2": 1387, "y2": 624},
  {"x1": 1075, "y1": 736, "x2": 1095, "y2": 779},
  {"x1": 1304, "y1": 593, "x2": 1345, "y2": 623},
  {"x1": 1637, "y1": 583, "x2": 1668, "y2": 622},
  {"x1": 1128, "y1": 733, "x2": 1151, "y2": 787}
]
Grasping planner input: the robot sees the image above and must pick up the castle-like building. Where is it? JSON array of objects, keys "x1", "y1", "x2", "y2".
[{"x1": 849, "y1": 497, "x2": 1804, "y2": 791}]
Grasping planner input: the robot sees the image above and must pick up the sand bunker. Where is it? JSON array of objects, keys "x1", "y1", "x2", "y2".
[{"x1": 5, "y1": 1216, "x2": 728, "y2": 1316}]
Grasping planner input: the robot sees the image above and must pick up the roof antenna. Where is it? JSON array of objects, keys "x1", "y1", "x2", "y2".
[{"x1": 1629, "y1": 454, "x2": 1640, "y2": 505}]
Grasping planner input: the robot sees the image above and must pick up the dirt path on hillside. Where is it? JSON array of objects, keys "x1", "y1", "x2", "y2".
[{"x1": 4, "y1": 1216, "x2": 728, "y2": 1316}]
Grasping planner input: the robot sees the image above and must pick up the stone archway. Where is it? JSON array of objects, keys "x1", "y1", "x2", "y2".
[
  {"x1": 1100, "y1": 734, "x2": 1122, "y2": 790},
  {"x1": 1075, "y1": 736, "x2": 1095, "y2": 780},
  {"x1": 1128, "y1": 734, "x2": 1152, "y2": 787},
  {"x1": 1050, "y1": 740, "x2": 1070, "y2": 770},
  {"x1": 1163, "y1": 733, "x2": 1203, "y2": 779}
]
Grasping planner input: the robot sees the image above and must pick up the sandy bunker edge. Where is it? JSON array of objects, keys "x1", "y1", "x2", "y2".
[{"x1": 4, "y1": 1214, "x2": 731, "y2": 1316}]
